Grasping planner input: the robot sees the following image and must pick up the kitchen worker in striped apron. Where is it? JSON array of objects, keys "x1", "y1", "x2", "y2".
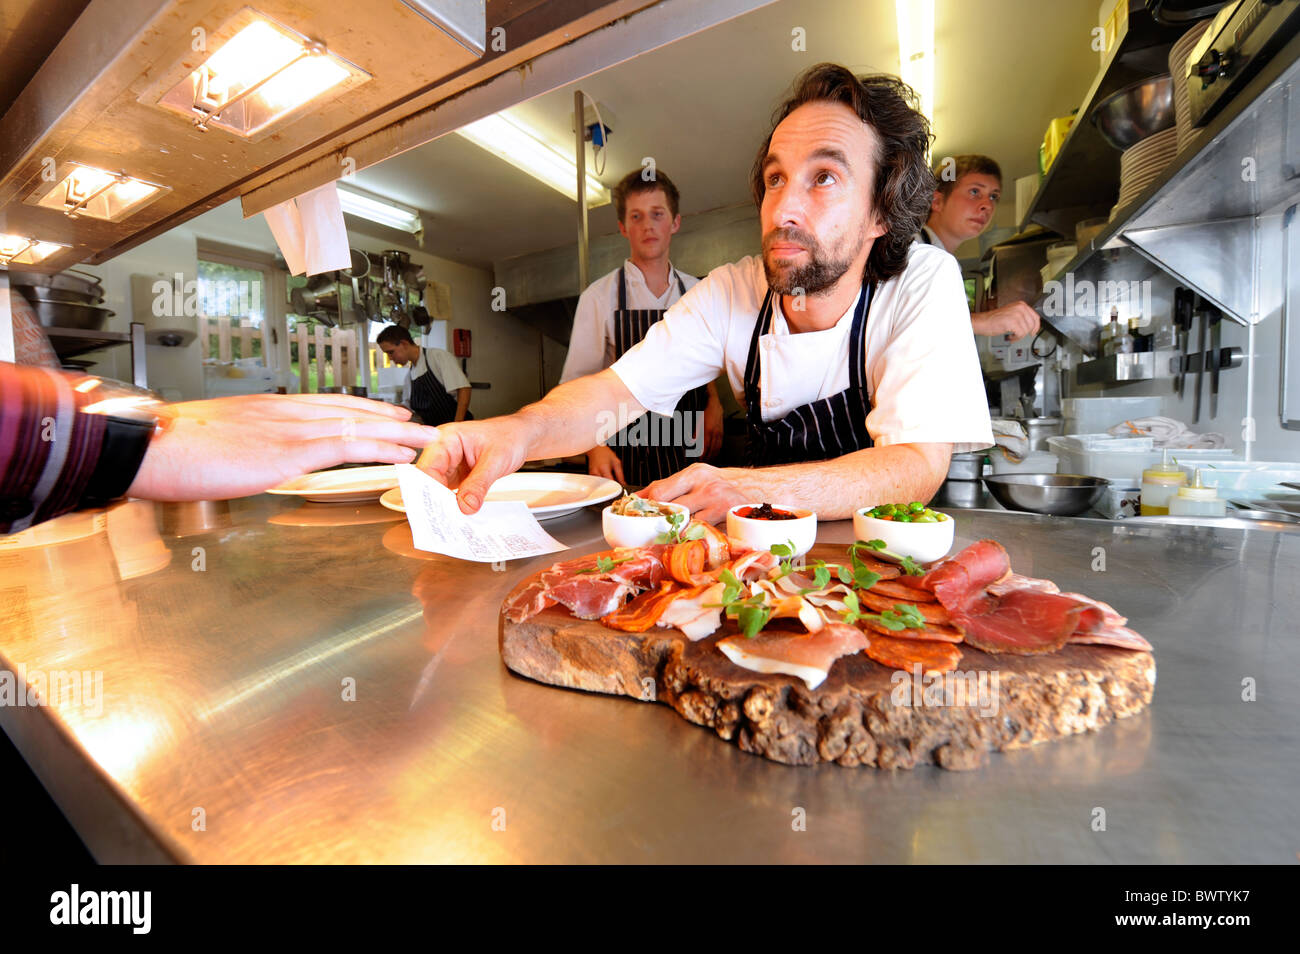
[
  {"x1": 417, "y1": 64, "x2": 995, "y2": 524},
  {"x1": 377, "y1": 324, "x2": 472, "y2": 426},
  {"x1": 559, "y1": 169, "x2": 724, "y2": 488}
]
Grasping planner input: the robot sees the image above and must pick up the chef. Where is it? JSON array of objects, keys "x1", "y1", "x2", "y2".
[
  {"x1": 918, "y1": 153, "x2": 1040, "y2": 342},
  {"x1": 560, "y1": 168, "x2": 723, "y2": 486},
  {"x1": 376, "y1": 325, "x2": 472, "y2": 426},
  {"x1": 419, "y1": 63, "x2": 994, "y2": 523}
]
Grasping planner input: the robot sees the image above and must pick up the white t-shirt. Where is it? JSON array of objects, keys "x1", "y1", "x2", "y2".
[
  {"x1": 401, "y1": 346, "x2": 471, "y2": 406},
  {"x1": 610, "y1": 245, "x2": 994, "y2": 454},
  {"x1": 559, "y1": 260, "x2": 700, "y2": 383}
]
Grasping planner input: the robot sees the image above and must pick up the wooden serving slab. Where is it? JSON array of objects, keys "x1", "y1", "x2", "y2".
[{"x1": 499, "y1": 545, "x2": 1156, "y2": 770}]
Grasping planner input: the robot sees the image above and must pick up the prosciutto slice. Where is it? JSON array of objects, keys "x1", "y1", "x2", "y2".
[
  {"x1": 716, "y1": 622, "x2": 867, "y2": 690},
  {"x1": 1068, "y1": 625, "x2": 1154, "y2": 652},
  {"x1": 547, "y1": 578, "x2": 637, "y2": 620},
  {"x1": 986, "y1": 573, "x2": 1061, "y2": 597},
  {"x1": 658, "y1": 583, "x2": 726, "y2": 641},
  {"x1": 503, "y1": 546, "x2": 669, "y2": 624}
]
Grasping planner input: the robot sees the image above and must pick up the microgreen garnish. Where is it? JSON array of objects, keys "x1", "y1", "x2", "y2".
[
  {"x1": 839, "y1": 592, "x2": 926, "y2": 630},
  {"x1": 851, "y1": 538, "x2": 926, "y2": 576},
  {"x1": 575, "y1": 555, "x2": 635, "y2": 574},
  {"x1": 653, "y1": 510, "x2": 704, "y2": 545},
  {"x1": 769, "y1": 539, "x2": 800, "y2": 576}
]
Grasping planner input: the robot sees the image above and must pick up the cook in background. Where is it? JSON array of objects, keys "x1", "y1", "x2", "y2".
[
  {"x1": 376, "y1": 324, "x2": 472, "y2": 426},
  {"x1": 418, "y1": 63, "x2": 994, "y2": 523},
  {"x1": 0, "y1": 362, "x2": 440, "y2": 534},
  {"x1": 917, "y1": 154, "x2": 1040, "y2": 342},
  {"x1": 559, "y1": 169, "x2": 723, "y2": 486}
]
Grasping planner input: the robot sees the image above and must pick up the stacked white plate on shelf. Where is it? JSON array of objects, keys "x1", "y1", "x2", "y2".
[
  {"x1": 1117, "y1": 126, "x2": 1178, "y2": 209},
  {"x1": 1170, "y1": 20, "x2": 1212, "y2": 153}
]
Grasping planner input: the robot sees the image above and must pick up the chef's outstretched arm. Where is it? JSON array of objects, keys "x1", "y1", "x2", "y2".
[
  {"x1": 642, "y1": 442, "x2": 953, "y2": 525},
  {"x1": 417, "y1": 368, "x2": 645, "y2": 514}
]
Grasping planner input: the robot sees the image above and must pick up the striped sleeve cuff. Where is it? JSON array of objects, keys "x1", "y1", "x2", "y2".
[{"x1": 0, "y1": 365, "x2": 107, "y2": 534}]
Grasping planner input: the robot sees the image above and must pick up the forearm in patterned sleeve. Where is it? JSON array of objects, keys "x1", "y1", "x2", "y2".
[{"x1": 0, "y1": 364, "x2": 109, "y2": 534}]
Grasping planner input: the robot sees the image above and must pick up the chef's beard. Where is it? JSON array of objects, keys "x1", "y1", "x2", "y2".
[{"x1": 762, "y1": 222, "x2": 867, "y2": 295}]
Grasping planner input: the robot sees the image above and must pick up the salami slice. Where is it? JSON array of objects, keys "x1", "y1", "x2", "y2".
[
  {"x1": 870, "y1": 578, "x2": 939, "y2": 603},
  {"x1": 856, "y1": 589, "x2": 948, "y2": 624},
  {"x1": 864, "y1": 634, "x2": 963, "y2": 673},
  {"x1": 862, "y1": 620, "x2": 963, "y2": 643}
]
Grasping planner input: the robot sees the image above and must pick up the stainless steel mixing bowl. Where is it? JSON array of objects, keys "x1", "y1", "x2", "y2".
[
  {"x1": 983, "y1": 473, "x2": 1109, "y2": 516},
  {"x1": 1090, "y1": 75, "x2": 1175, "y2": 150}
]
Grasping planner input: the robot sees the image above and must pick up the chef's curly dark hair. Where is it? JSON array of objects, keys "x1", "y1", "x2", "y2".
[{"x1": 750, "y1": 64, "x2": 935, "y2": 285}]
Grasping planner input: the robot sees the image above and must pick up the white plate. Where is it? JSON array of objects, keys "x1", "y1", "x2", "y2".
[
  {"x1": 380, "y1": 471, "x2": 622, "y2": 521},
  {"x1": 267, "y1": 465, "x2": 400, "y2": 503}
]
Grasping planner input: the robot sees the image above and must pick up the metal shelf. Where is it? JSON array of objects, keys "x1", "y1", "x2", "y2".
[
  {"x1": 1019, "y1": 0, "x2": 1187, "y2": 236},
  {"x1": 1033, "y1": 31, "x2": 1300, "y2": 349},
  {"x1": 44, "y1": 326, "x2": 130, "y2": 359}
]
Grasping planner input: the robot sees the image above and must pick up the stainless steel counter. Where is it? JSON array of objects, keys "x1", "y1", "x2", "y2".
[{"x1": 1, "y1": 496, "x2": 1297, "y2": 863}]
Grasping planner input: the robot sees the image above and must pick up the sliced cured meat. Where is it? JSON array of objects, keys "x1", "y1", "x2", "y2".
[
  {"x1": 952, "y1": 589, "x2": 1101, "y2": 655},
  {"x1": 691, "y1": 520, "x2": 732, "y2": 567},
  {"x1": 986, "y1": 573, "x2": 1060, "y2": 597},
  {"x1": 871, "y1": 578, "x2": 938, "y2": 602},
  {"x1": 749, "y1": 582, "x2": 826, "y2": 633},
  {"x1": 923, "y1": 540, "x2": 1012, "y2": 609},
  {"x1": 664, "y1": 539, "x2": 709, "y2": 585},
  {"x1": 862, "y1": 620, "x2": 964, "y2": 643},
  {"x1": 856, "y1": 588, "x2": 948, "y2": 625},
  {"x1": 1068, "y1": 625, "x2": 1153, "y2": 652},
  {"x1": 1057, "y1": 592, "x2": 1128, "y2": 629},
  {"x1": 851, "y1": 553, "x2": 902, "y2": 580},
  {"x1": 723, "y1": 549, "x2": 780, "y2": 583},
  {"x1": 658, "y1": 582, "x2": 726, "y2": 640},
  {"x1": 547, "y1": 578, "x2": 637, "y2": 620},
  {"x1": 503, "y1": 580, "x2": 557, "y2": 623},
  {"x1": 716, "y1": 622, "x2": 867, "y2": 690},
  {"x1": 601, "y1": 582, "x2": 679, "y2": 632},
  {"x1": 864, "y1": 633, "x2": 963, "y2": 674}
]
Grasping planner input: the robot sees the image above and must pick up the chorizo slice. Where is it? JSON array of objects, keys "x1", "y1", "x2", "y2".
[{"x1": 864, "y1": 633, "x2": 963, "y2": 673}]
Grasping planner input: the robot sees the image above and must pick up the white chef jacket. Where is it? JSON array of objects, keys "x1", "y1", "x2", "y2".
[
  {"x1": 400, "y1": 346, "x2": 471, "y2": 406},
  {"x1": 917, "y1": 224, "x2": 943, "y2": 248},
  {"x1": 610, "y1": 245, "x2": 994, "y2": 454},
  {"x1": 559, "y1": 260, "x2": 700, "y2": 383}
]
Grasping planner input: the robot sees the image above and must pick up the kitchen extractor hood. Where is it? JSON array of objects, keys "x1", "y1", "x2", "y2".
[
  {"x1": 0, "y1": 0, "x2": 488, "y2": 272},
  {"x1": 0, "y1": 0, "x2": 775, "y2": 273}
]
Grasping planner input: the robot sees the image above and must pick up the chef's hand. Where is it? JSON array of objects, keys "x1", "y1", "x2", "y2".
[
  {"x1": 642, "y1": 462, "x2": 749, "y2": 526},
  {"x1": 698, "y1": 394, "x2": 725, "y2": 462},
  {"x1": 128, "y1": 393, "x2": 441, "y2": 501},
  {"x1": 972, "y1": 302, "x2": 1040, "y2": 342},
  {"x1": 416, "y1": 417, "x2": 531, "y2": 514},
  {"x1": 586, "y1": 444, "x2": 625, "y2": 484}
]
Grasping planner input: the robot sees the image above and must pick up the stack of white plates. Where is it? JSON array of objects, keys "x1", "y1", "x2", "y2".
[
  {"x1": 1170, "y1": 20, "x2": 1212, "y2": 153},
  {"x1": 1117, "y1": 126, "x2": 1178, "y2": 208}
]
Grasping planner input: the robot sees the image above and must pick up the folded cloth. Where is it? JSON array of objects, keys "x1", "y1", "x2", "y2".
[
  {"x1": 1107, "y1": 415, "x2": 1227, "y2": 449},
  {"x1": 990, "y1": 418, "x2": 1030, "y2": 459}
]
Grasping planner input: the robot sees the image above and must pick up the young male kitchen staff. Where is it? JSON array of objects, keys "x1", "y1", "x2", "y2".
[
  {"x1": 560, "y1": 168, "x2": 723, "y2": 486},
  {"x1": 917, "y1": 153, "x2": 1040, "y2": 342},
  {"x1": 418, "y1": 63, "x2": 994, "y2": 523},
  {"x1": 376, "y1": 324, "x2": 472, "y2": 426}
]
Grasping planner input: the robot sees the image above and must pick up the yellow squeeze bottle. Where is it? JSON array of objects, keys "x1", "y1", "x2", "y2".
[{"x1": 1140, "y1": 449, "x2": 1187, "y2": 516}]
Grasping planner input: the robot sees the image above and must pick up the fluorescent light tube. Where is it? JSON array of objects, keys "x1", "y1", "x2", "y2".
[
  {"x1": 456, "y1": 112, "x2": 610, "y2": 207},
  {"x1": 337, "y1": 185, "x2": 423, "y2": 233}
]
